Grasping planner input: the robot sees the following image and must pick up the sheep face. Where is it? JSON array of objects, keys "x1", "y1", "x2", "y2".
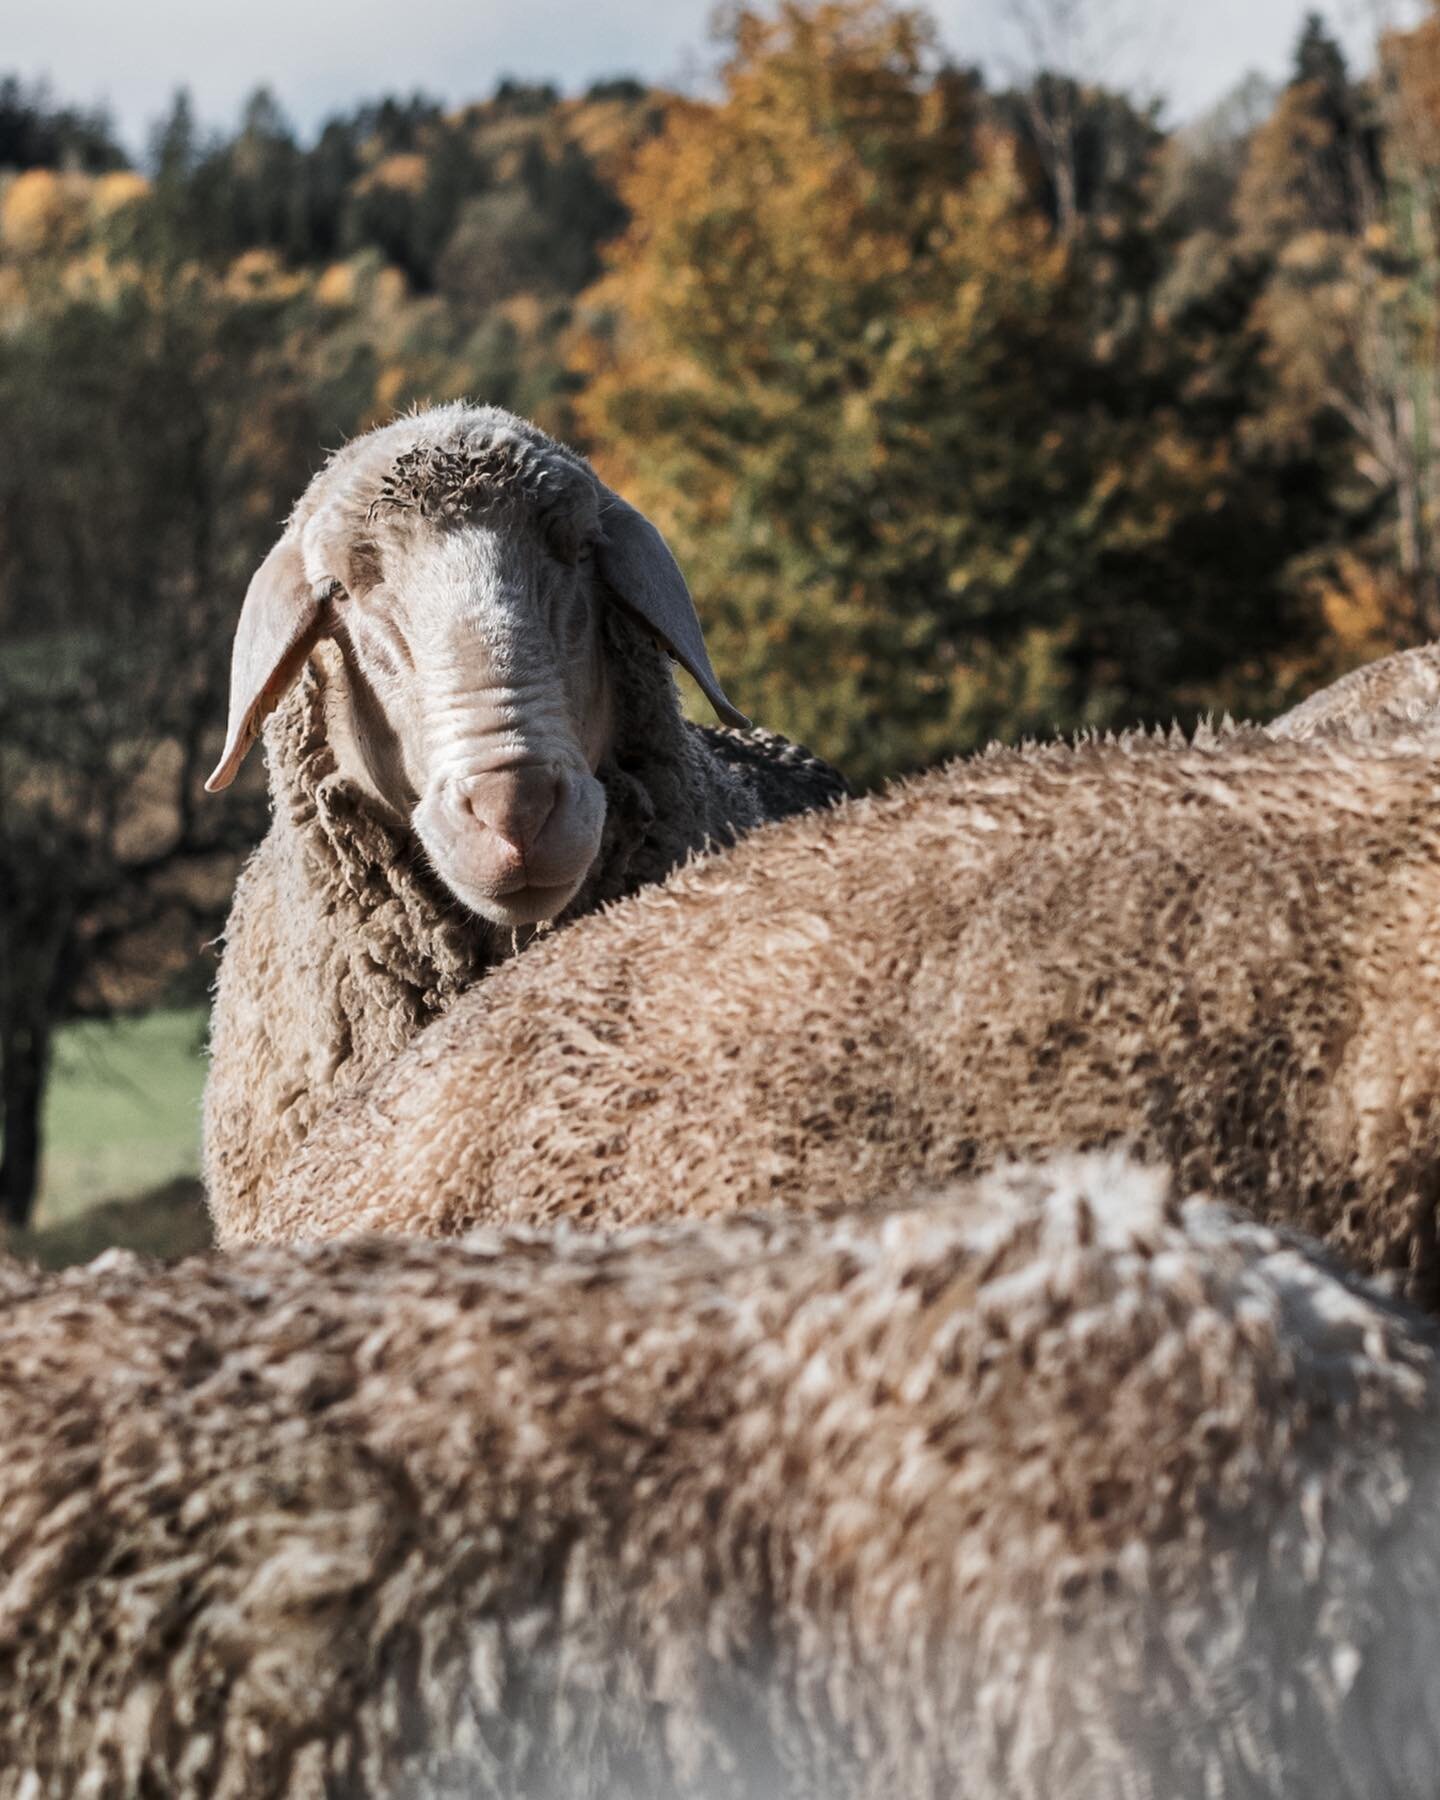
[
  {"x1": 311, "y1": 436, "x2": 614, "y2": 929},
  {"x1": 206, "y1": 406, "x2": 745, "y2": 930}
]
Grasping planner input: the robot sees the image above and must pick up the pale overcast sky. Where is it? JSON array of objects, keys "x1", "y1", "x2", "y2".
[{"x1": 3, "y1": 0, "x2": 1423, "y2": 152}]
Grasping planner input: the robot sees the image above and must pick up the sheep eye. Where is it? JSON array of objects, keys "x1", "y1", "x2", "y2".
[{"x1": 314, "y1": 577, "x2": 347, "y2": 605}]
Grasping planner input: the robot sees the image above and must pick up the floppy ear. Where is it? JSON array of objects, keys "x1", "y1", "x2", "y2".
[
  {"x1": 206, "y1": 535, "x2": 326, "y2": 793},
  {"x1": 595, "y1": 488, "x2": 749, "y2": 730}
]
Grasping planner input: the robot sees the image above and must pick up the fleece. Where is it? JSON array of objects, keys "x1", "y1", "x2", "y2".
[
  {"x1": 1273, "y1": 642, "x2": 1440, "y2": 740},
  {"x1": 265, "y1": 723, "x2": 1440, "y2": 1310},
  {"x1": 4, "y1": 1155, "x2": 1439, "y2": 1798}
]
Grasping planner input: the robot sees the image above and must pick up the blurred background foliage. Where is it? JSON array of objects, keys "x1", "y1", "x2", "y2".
[{"x1": 3, "y1": 0, "x2": 1440, "y2": 1243}]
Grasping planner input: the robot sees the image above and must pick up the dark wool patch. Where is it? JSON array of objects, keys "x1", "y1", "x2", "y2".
[{"x1": 369, "y1": 437, "x2": 567, "y2": 524}]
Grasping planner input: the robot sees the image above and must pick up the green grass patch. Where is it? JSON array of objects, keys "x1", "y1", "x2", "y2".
[{"x1": 35, "y1": 1007, "x2": 209, "y2": 1228}]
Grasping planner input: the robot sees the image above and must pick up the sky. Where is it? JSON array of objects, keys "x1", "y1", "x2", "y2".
[{"x1": 3, "y1": 0, "x2": 1424, "y2": 153}]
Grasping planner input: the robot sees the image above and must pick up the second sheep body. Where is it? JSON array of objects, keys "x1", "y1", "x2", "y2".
[{"x1": 264, "y1": 724, "x2": 1440, "y2": 1304}]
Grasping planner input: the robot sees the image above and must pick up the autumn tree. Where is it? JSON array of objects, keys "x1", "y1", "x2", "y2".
[
  {"x1": 1366, "y1": 3, "x2": 1440, "y2": 640},
  {"x1": 1237, "y1": 13, "x2": 1380, "y2": 247},
  {"x1": 573, "y1": 0, "x2": 1325, "y2": 781},
  {"x1": 1228, "y1": 9, "x2": 1440, "y2": 648},
  {"x1": 993, "y1": 0, "x2": 1155, "y2": 245}
]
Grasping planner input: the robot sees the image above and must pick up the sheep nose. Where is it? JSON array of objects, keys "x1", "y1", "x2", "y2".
[{"x1": 459, "y1": 766, "x2": 560, "y2": 857}]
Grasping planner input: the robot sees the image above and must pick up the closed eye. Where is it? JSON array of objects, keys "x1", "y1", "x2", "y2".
[{"x1": 313, "y1": 577, "x2": 347, "y2": 628}]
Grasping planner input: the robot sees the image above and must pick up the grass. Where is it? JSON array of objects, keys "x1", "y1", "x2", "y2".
[
  {"x1": 5, "y1": 1007, "x2": 215, "y2": 1264},
  {"x1": 36, "y1": 1006, "x2": 208, "y2": 1224}
]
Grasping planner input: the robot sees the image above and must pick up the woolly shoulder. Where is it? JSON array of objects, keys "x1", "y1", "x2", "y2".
[{"x1": 696, "y1": 723, "x2": 852, "y2": 819}]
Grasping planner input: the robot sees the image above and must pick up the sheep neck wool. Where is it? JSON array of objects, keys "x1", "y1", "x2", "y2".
[
  {"x1": 268, "y1": 646, "x2": 667, "y2": 1001},
  {"x1": 274, "y1": 660, "x2": 501, "y2": 995}
]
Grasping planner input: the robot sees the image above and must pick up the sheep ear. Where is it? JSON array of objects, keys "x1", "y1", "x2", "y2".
[
  {"x1": 206, "y1": 535, "x2": 326, "y2": 793},
  {"x1": 596, "y1": 489, "x2": 749, "y2": 730}
]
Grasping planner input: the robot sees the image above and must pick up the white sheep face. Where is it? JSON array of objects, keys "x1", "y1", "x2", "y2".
[{"x1": 299, "y1": 419, "x2": 615, "y2": 929}]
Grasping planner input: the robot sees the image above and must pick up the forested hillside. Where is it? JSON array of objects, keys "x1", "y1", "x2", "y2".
[
  {"x1": 4, "y1": 0, "x2": 1440, "y2": 1225},
  {"x1": 5, "y1": 9, "x2": 1436, "y2": 772}
]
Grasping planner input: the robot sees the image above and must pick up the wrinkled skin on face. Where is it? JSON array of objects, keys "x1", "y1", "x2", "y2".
[{"x1": 294, "y1": 417, "x2": 615, "y2": 930}]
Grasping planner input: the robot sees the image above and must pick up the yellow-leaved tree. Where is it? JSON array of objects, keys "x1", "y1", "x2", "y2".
[{"x1": 572, "y1": 0, "x2": 1324, "y2": 782}]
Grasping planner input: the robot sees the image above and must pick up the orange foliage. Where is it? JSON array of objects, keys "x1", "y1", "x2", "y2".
[
  {"x1": 357, "y1": 152, "x2": 428, "y2": 195},
  {"x1": 1388, "y1": 7, "x2": 1440, "y2": 165},
  {"x1": 573, "y1": 1, "x2": 1011, "y2": 508}
]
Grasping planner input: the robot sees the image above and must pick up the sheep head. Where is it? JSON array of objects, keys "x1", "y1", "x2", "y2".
[{"x1": 206, "y1": 405, "x2": 745, "y2": 930}]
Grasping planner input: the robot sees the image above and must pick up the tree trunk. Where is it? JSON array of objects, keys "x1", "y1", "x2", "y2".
[
  {"x1": 0, "y1": 1010, "x2": 51, "y2": 1229},
  {"x1": 1416, "y1": 570, "x2": 1440, "y2": 644}
]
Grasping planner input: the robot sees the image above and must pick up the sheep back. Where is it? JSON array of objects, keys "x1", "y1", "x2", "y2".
[{"x1": 263, "y1": 728, "x2": 1440, "y2": 1307}]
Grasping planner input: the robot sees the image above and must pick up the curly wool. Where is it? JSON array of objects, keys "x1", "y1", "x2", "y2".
[
  {"x1": 266, "y1": 722, "x2": 1440, "y2": 1309},
  {"x1": 203, "y1": 581, "x2": 847, "y2": 1243},
  {"x1": 373, "y1": 438, "x2": 547, "y2": 520},
  {"x1": 4, "y1": 1155, "x2": 1440, "y2": 1798}
]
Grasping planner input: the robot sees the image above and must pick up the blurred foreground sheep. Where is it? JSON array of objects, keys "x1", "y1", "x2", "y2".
[
  {"x1": 263, "y1": 724, "x2": 1440, "y2": 1305},
  {"x1": 203, "y1": 403, "x2": 844, "y2": 1238},
  {"x1": 5, "y1": 1155, "x2": 1440, "y2": 1798}
]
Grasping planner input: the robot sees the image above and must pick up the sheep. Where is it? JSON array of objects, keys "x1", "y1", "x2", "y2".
[
  {"x1": 202, "y1": 402, "x2": 846, "y2": 1239},
  {"x1": 6, "y1": 1152, "x2": 1440, "y2": 1799},
  {"x1": 1271, "y1": 642, "x2": 1440, "y2": 741},
  {"x1": 255, "y1": 721, "x2": 1440, "y2": 1307}
]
